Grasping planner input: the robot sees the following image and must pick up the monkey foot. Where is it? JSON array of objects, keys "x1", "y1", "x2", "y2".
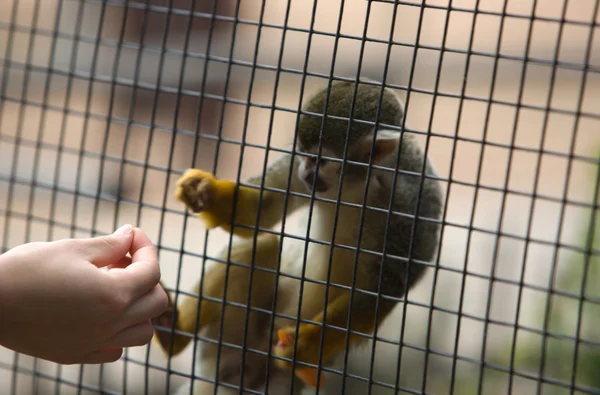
[
  {"x1": 274, "y1": 327, "x2": 326, "y2": 389},
  {"x1": 175, "y1": 169, "x2": 217, "y2": 213},
  {"x1": 151, "y1": 299, "x2": 177, "y2": 353},
  {"x1": 150, "y1": 283, "x2": 189, "y2": 357}
]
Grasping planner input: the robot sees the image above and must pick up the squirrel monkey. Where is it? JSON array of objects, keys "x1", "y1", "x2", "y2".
[{"x1": 153, "y1": 81, "x2": 443, "y2": 394}]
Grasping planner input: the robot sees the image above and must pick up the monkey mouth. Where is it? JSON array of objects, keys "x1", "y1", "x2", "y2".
[
  {"x1": 313, "y1": 181, "x2": 328, "y2": 192},
  {"x1": 302, "y1": 173, "x2": 329, "y2": 193}
]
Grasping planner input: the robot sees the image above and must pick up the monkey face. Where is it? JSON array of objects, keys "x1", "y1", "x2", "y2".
[
  {"x1": 296, "y1": 129, "x2": 402, "y2": 203},
  {"x1": 297, "y1": 146, "x2": 340, "y2": 195}
]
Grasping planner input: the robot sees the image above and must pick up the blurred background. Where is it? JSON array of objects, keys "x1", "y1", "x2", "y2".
[{"x1": 0, "y1": 0, "x2": 599, "y2": 394}]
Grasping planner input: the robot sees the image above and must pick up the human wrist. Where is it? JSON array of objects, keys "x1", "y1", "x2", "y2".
[
  {"x1": 0, "y1": 250, "x2": 25, "y2": 347},
  {"x1": 0, "y1": 251, "x2": 12, "y2": 345}
]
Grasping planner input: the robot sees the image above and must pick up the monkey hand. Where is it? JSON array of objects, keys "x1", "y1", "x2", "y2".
[
  {"x1": 273, "y1": 324, "x2": 329, "y2": 389},
  {"x1": 150, "y1": 282, "x2": 191, "y2": 357},
  {"x1": 175, "y1": 169, "x2": 236, "y2": 230}
]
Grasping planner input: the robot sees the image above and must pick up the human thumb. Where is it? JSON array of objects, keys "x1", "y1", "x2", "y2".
[{"x1": 75, "y1": 224, "x2": 134, "y2": 268}]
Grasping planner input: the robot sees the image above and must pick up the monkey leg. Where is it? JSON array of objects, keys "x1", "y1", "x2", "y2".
[
  {"x1": 152, "y1": 282, "x2": 186, "y2": 356},
  {"x1": 152, "y1": 233, "x2": 281, "y2": 357},
  {"x1": 175, "y1": 168, "x2": 290, "y2": 238},
  {"x1": 151, "y1": 275, "x2": 229, "y2": 357},
  {"x1": 273, "y1": 291, "x2": 397, "y2": 388}
]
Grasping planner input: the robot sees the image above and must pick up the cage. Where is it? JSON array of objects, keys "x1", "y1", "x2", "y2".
[{"x1": 1, "y1": 0, "x2": 599, "y2": 394}]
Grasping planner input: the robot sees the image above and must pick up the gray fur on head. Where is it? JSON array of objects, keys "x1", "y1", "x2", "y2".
[{"x1": 298, "y1": 80, "x2": 404, "y2": 156}]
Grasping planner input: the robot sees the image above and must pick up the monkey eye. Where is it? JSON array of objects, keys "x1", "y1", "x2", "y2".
[{"x1": 305, "y1": 155, "x2": 328, "y2": 167}]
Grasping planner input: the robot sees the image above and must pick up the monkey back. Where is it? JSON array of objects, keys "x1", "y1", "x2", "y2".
[{"x1": 298, "y1": 81, "x2": 404, "y2": 155}]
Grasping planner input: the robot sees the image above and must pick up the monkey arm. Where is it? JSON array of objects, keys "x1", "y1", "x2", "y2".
[
  {"x1": 278, "y1": 218, "x2": 436, "y2": 377},
  {"x1": 238, "y1": 153, "x2": 308, "y2": 233},
  {"x1": 274, "y1": 288, "x2": 396, "y2": 365},
  {"x1": 152, "y1": 235, "x2": 281, "y2": 357},
  {"x1": 272, "y1": 263, "x2": 400, "y2": 388},
  {"x1": 152, "y1": 279, "x2": 224, "y2": 357},
  {"x1": 175, "y1": 153, "x2": 308, "y2": 237},
  {"x1": 273, "y1": 292, "x2": 397, "y2": 389}
]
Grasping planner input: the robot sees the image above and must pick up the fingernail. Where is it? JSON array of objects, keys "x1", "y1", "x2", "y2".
[{"x1": 113, "y1": 224, "x2": 133, "y2": 236}]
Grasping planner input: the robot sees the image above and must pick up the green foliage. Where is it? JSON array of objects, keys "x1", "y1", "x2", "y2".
[{"x1": 492, "y1": 151, "x2": 600, "y2": 394}]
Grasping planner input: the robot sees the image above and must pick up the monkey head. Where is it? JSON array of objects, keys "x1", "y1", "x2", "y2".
[{"x1": 295, "y1": 81, "x2": 404, "y2": 199}]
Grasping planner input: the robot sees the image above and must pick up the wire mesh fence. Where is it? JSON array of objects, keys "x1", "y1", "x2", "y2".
[{"x1": 0, "y1": 0, "x2": 599, "y2": 394}]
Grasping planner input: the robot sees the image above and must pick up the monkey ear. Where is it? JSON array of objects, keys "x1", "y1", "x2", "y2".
[{"x1": 361, "y1": 129, "x2": 399, "y2": 163}]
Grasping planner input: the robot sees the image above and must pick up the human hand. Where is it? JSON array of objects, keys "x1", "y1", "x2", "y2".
[{"x1": 0, "y1": 225, "x2": 168, "y2": 365}]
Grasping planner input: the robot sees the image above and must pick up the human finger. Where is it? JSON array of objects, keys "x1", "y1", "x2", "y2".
[
  {"x1": 102, "y1": 321, "x2": 155, "y2": 348},
  {"x1": 107, "y1": 256, "x2": 132, "y2": 271},
  {"x1": 111, "y1": 228, "x2": 161, "y2": 299},
  {"x1": 80, "y1": 347, "x2": 123, "y2": 364},
  {"x1": 68, "y1": 225, "x2": 134, "y2": 268},
  {"x1": 122, "y1": 283, "x2": 169, "y2": 328},
  {"x1": 129, "y1": 228, "x2": 157, "y2": 263}
]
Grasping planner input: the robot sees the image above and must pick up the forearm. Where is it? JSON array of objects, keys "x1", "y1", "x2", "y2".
[
  {"x1": 314, "y1": 288, "x2": 396, "y2": 334},
  {"x1": 273, "y1": 287, "x2": 398, "y2": 374},
  {"x1": 207, "y1": 153, "x2": 307, "y2": 236}
]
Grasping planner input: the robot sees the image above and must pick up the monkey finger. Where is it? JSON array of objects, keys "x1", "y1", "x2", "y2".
[
  {"x1": 123, "y1": 283, "x2": 169, "y2": 328},
  {"x1": 178, "y1": 183, "x2": 205, "y2": 213},
  {"x1": 296, "y1": 367, "x2": 326, "y2": 389},
  {"x1": 197, "y1": 177, "x2": 215, "y2": 211},
  {"x1": 277, "y1": 329, "x2": 295, "y2": 347},
  {"x1": 103, "y1": 321, "x2": 154, "y2": 349},
  {"x1": 80, "y1": 347, "x2": 123, "y2": 364}
]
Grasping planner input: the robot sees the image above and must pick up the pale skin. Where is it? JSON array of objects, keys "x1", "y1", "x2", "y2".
[{"x1": 0, "y1": 225, "x2": 169, "y2": 365}]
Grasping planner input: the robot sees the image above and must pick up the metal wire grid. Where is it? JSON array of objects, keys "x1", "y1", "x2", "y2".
[{"x1": 0, "y1": 0, "x2": 599, "y2": 394}]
